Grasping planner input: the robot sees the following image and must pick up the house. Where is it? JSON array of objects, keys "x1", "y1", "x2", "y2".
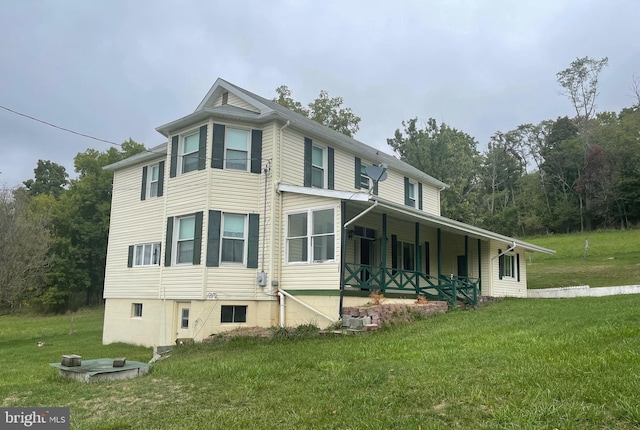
[{"x1": 102, "y1": 78, "x2": 554, "y2": 347}]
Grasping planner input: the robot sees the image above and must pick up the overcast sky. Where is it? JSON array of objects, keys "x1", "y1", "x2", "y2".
[{"x1": 1, "y1": 0, "x2": 638, "y2": 188}]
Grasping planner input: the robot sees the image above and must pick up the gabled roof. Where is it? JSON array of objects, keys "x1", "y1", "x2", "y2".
[{"x1": 155, "y1": 78, "x2": 448, "y2": 189}]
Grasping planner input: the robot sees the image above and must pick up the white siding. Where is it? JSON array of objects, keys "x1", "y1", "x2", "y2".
[
  {"x1": 487, "y1": 240, "x2": 527, "y2": 297},
  {"x1": 280, "y1": 194, "x2": 341, "y2": 291},
  {"x1": 104, "y1": 160, "x2": 166, "y2": 299}
]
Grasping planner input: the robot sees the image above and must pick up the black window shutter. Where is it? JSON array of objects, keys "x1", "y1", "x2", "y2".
[
  {"x1": 206, "y1": 210, "x2": 222, "y2": 267},
  {"x1": 157, "y1": 161, "x2": 165, "y2": 197},
  {"x1": 198, "y1": 125, "x2": 207, "y2": 171},
  {"x1": 247, "y1": 213, "x2": 260, "y2": 268},
  {"x1": 170, "y1": 136, "x2": 178, "y2": 178},
  {"x1": 251, "y1": 130, "x2": 263, "y2": 174},
  {"x1": 424, "y1": 241, "x2": 430, "y2": 275},
  {"x1": 165, "y1": 217, "x2": 174, "y2": 266},
  {"x1": 328, "y1": 147, "x2": 335, "y2": 190},
  {"x1": 127, "y1": 245, "x2": 134, "y2": 267},
  {"x1": 516, "y1": 253, "x2": 520, "y2": 282},
  {"x1": 212, "y1": 124, "x2": 225, "y2": 169},
  {"x1": 140, "y1": 166, "x2": 148, "y2": 201},
  {"x1": 418, "y1": 183, "x2": 423, "y2": 210},
  {"x1": 354, "y1": 157, "x2": 361, "y2": 189},
  {"x1": 373, "y1": 181, "x2": 379, "y2": 195},
  {"x1": 404, "y1": 177, "x2": 410, "y2": 206},
  {"x1": 303, "y1": 138, "x2": 312, "y2": 187},
  {"x1": 391, "y1": 234, "x2": 398, "y2": 271},
  {"x1": 498, "y1": 249, "x2": 503, "y2": 280},
  {"x1": 193, "y1": 211, "x2": 203, "y2": 265}
]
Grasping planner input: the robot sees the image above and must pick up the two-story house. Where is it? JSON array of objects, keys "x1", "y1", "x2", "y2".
[{"x1": 102, "y1": 78, "x2": 554, "y2": 347}]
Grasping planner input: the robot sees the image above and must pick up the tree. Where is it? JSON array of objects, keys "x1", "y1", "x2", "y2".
[
  {"x1": 44, "y1": 140, "x2": 146, "y2": 309},
  {"x1": 273, "y1": 86, "x2": 361, "y2": 137},
  {"x1": 0, "y1": 188, "x2": 51, "y2": 310},
  {"x1": 23, "y1": 160, "x2": 68, "y2": 198},
  {"x1": 387, "y1": 118, "x2": 482, "y2": 223},
  {"x1": 556, "y1": 56, "x2": 609, "y2": 147}
]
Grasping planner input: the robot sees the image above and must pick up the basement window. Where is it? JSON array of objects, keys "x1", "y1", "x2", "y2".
[
  {"x1": 221, "y1": 305, "x2": 247, "y2": 323},
  {"x1": 132, "y1": 303, "x2": 143, "y2": 318}
]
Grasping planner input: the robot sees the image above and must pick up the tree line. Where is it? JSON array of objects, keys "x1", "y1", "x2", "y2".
[{"x1": 1, "y1": 56, "x2": 637, "y2": 312}]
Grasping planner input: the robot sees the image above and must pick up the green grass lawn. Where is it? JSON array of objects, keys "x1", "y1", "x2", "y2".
[
  {"x1": 525, "y1": 229, "x2": 640, "y2": 289},
  {"x1": 2, "y1": 299, "x2": 640, "y2": 429}
]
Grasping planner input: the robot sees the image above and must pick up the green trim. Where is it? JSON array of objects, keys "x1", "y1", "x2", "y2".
[{"x1": 283, "y1": 289, "x2": 421, "y2": 299}]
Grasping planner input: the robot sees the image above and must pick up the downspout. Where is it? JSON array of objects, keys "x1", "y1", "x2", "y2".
[
  {"x1": 277, "y1": 291, "x2": 285, "y2": 328},
  {"x1": 279, "y1": 289, "x2": 337, "y2": 323}
]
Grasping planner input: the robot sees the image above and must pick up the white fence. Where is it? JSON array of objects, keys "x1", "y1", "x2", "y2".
[{"x1": 528, "y1": 285, "x2": 640, "y2": 298}]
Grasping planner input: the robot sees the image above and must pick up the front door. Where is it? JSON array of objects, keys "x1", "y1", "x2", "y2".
[
  {"x1": 457, "y1": 255, "x2": 468, "y2": 280},
  {"x1": 176, "y1": 302, "x2": 191, "y2": 340},
  {"x1": 358, "y1": 237, "x2": 375, "y2": 287}
]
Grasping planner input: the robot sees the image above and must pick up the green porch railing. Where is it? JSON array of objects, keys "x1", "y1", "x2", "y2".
[{"x1": 343, "y1": 263, "x2": 479, "y2": 307}]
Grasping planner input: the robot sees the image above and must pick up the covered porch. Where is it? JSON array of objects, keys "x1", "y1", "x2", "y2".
[{"x1": 340, "y1": 199, "x2": 484, "y2": 307}]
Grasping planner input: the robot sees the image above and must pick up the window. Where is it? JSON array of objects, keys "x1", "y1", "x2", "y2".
[
  {"x1": 360, "y1": 164, "x2": 371, "y2": 190},
  {"x1": 176, "y1": 216, "x2": 196, "y2": 264},
  {"x1": 287, "y1": 208, "x2": 335, "y2": 263},
  {"x1": 181, "y1": 131, "x2": 200, "y2": 174},
  {"x1": 134, "y1": 243, "x2": 161, "y2": 266},
  {"x1": 398, "y1": 241, "x2": 415, "y2": 271},
  {"x1": 407, "y1": 182, "x2": 416, "y2": 207},
  {"x1": 181, "y1": 308, "x2": 189, "y2": 329},
  {"x1": 221, "y1": 305, "x2": 247, "y2": 323},
  {"x1": 311, "y1": 145, "x2": 325, "y2": 188},
  {"x1": 132, "y1": 303, "x2": 143, "y2": 318},
  {"x1": 148, "y1": 164, "x2": 160, "y2": 198},
  {"x1": 225, "y1": 128, "x2": 250, "y2": 171},
  {"x1": 503, "y1": 254, "x2": 515, "y2": 278},
  {"x1": 221, "y1": 214, "x2": 246, "y2": 263}
]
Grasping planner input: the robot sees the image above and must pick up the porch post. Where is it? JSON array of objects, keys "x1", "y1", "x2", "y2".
[
  {"x1": 381, "y1": 213, "x2": 387, "y2": 287},
  {"x1": 339, "y1": 201, "x2": 346, "y2": 318},
  {"x1": 477, "y1": 238, "x2": 482, "y2": 294},
  {"x1": 464, "y1": 235, "x2": 469, "y2": 278},
  {"x1": 415, "y1": 222, "x2": 420, "y2": 270},
  {"x1": 437, "y1": 228, "x2": 442, "y2": 279}
]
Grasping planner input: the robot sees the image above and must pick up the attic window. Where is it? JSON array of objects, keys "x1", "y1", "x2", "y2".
[{"x1": 222, "y1": 92, "x2": 229, "y2": 105}]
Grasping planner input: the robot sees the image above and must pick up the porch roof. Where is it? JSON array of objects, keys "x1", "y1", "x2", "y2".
[{"x1": 278, "y1": 184, "x2": 555, "y2": 255}]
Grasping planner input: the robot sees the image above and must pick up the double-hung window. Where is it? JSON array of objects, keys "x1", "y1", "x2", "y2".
[
  {"x1": 134, "y1": 243, "x2": 161, "y2": 266},
  {"x1": 225, "y1": 128, "x2": 250, "y2": 171},
  {"x1": 181, "y1": 132, "x2": 200, "y2": 174},
  {"x1": 148, "y1": 164, "x2": 160, "y2": 198},
  {"x1": 287, "y1": 208, "x2": 335, "y2": 263},
  {"x1": 407, "y1": 182, "x2": 416, "y2": 207},
  {"x1": 221, "y1": 214, "x2": 246, "y2": 263},
  {"x1": 360, "y1": 164, "x2": 371, "y2": 190},
  {"x1": 311, "y1": 145, "x2": 325, "y2": 188},
  {"x1": 176, "y1": 215, "x2": 196, "y2": 264},
  {"x1": 503, "y1": 254, "x2": 515, "y2": 278}
]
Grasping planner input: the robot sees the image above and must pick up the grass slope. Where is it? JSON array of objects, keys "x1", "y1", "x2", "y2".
[
  {"x1": 1, "y1": 300, "x2": 640, "y2": 429},
  {"x1": 525, "y1": 229, "x2": 640, "y2": 289}
]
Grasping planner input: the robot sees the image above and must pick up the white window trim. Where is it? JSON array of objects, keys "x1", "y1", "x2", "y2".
[
  {"x1": 285, "y1": 205, "x2": 336, "y2": 265},
  {"x1": 131, "y1": 303, "x2": 143, "y2": 318},
  {"x1": 360, "y1": 163, "x2": 372, "y2": 190},
  {"x1": 311, "y1": 144, "x2": 328, "y2": 189},
  {"x1": 179, "y1": 129, "x2": 200, "y2": 175},
  {"x1": 502, "y1": 252, "x2": 516, "y2": 279},
  {"x1": 220, "y1": 213, "x2": 248, "y2": 265},
  {"x1": 224, "y1": 127, "x2": 251, "y2": 172},
  {"x1": 408, "y1": 182, "x2": 416, "y2": 208},
  {"x1": 147, "y1": 163, "x2": 160, "y2": 199},
  {"x1": 134, "y1": 242, "x2": 161, "y2": 267},
  {"x1": 174, "y1": 215, "x2": 196, "y2": 265}
]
